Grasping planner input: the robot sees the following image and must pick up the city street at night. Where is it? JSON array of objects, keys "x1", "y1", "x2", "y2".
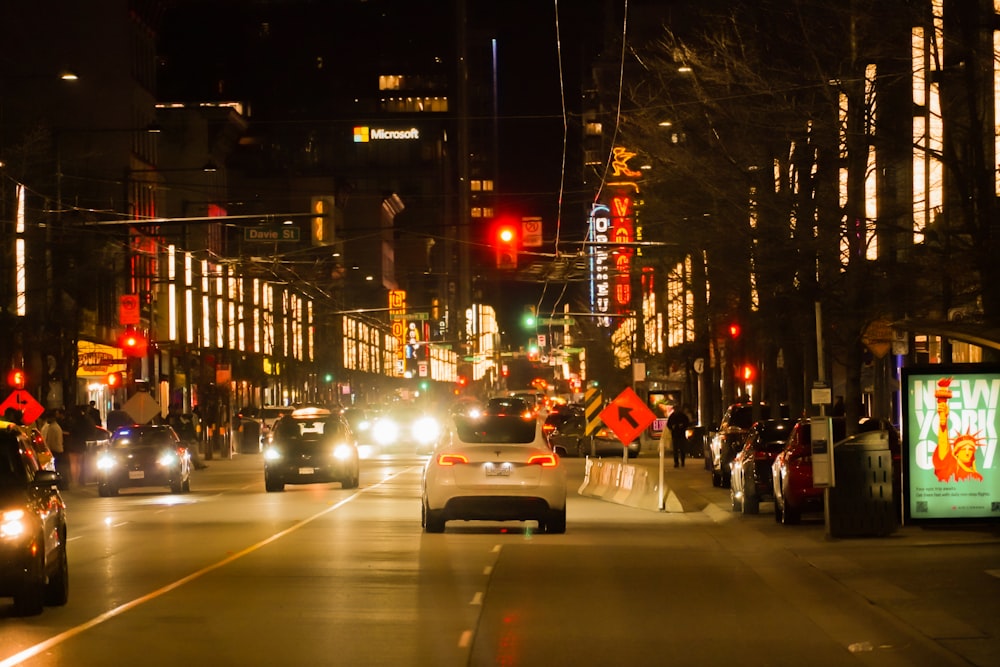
[{"x1": 1, "y1": 452, "x2": 997, "y2": 667}]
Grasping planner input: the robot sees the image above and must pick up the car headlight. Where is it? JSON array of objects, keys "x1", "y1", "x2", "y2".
[
  {"x1": 96, "y1": 453, "x2": 117, "y2": 471},
  {"x1": 263, "y1": 447, "x2": 282, "y2": 461},
  {"x1": 412, "y1": 416, "x2": 441, "y2": 445},
  {"x1": 332, "y1": 443, "x2": 355, "y2": 460},
  {"x1": 1, "y1": 509, "x2": 28, "y2": 539},
  {"x1": 372, "y1": 420, "x2": 399, "y2": 445},
  {"x1": 158, "y1": 451, "x2": 179, "y2": 467}
]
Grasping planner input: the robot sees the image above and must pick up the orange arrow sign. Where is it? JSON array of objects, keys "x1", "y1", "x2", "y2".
[
  {"x1": 0, "y1": 390, "x2": 45, "y2": 425},
  {"x1": 598, "y1": 387, "x2": 656, "y2": 445}
]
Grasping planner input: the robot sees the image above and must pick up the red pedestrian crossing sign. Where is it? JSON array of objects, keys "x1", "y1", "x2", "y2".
[
  {"x1": 0, "y1": 390, "x2": 45, "y2": 425},
  {"x1": 599, "y1": 387, "x2": 656, "y2": 445}
]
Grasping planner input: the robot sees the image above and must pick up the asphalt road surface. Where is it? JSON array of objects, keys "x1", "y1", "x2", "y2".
[{"x1": 1, "y1": 451, "x2": 997, "y2": 667}]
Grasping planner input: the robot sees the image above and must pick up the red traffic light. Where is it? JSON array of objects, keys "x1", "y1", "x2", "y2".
[
  {"x1": 106, "y1": 372, "x2": 122, "y2": 388},
  {"x1": 728, "y1": 323, "x2": 741, "y2": 338},
  {"x1": 740, "y1": 363, "x2": 756, "y2": 382},
  {"x1": 119, "y1": 329, "x2": 147, "y2": 357},
  {"x1": 494, "y1": 223, "x2": 519, "y2": 270},
  {"x1": 6, "y1": 368, "x2": 26, "y2": 389}
]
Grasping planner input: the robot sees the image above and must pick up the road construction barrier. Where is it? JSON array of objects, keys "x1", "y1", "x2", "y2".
[{"x1": 578, "y1": 458, "x2": 665, "y2": 512}]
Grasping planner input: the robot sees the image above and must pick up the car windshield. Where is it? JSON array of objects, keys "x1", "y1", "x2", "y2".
[
  {"x1": 275, "y1": 418, "x2": 347, "y2": 442},
  {"x1": 112, "y1": 429, "x2": 177, "y2": 449},
  {"x1": 454, "y1": 415, "x2": 537, "y2": 444}
]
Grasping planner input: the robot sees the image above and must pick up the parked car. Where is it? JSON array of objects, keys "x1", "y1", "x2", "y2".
[
  {"x1": 0, "y1": 422, "x2": 69, "y2": 616},
  {"x1": 368, "y1": 403, "x2": 444, "y2": 455},
  {"x1": 422, "y1": 412, "x2": 566, "y2": 533},
  {"x1": 96, "y1": 424, "x2": 192, "y2": 496},
  {"x1": 263, "y1": 407, "x2": 360, "y2": 491},
  {"x1": 710, "y1": 402, "x2": 788, "y2": 487},
  {"x1": 772, "y1": 417, "x2": 901, "y2": 525},
  {"x1": 730, "y1": 418, "x2": 795, "y2": 514},
  {"x1": 548, "y1": 410, "x2": 639, "y2": 458},
  {"x1": 771, "y1": 417, "x2": 847, "y2": 524}
]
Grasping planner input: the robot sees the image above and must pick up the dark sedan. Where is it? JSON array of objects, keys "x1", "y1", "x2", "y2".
[
  {"x1": 730, "y1": 418, "x2": 794, "y2": 514},
  {"x1": 96, "y1": 424, "x2": 192, "y2": 496},
  {"x1": 0, "y1": 423, "x2": 68, "y2": 616},
  {"x1": 549, "y1": 411, "x2": 638, "y2": 458},
  {"x1": 263, "y1": 407, "x2": 360, "y2": 492}
]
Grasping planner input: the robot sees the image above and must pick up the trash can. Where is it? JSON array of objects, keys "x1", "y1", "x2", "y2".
[{"x1": 828, "y1": 430, "x2": 898, "y2": 538}]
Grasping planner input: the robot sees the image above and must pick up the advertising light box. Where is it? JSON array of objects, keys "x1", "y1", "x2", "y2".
[{"x1": 902, "y1": 364, "x2": 1000, "y2": 524}]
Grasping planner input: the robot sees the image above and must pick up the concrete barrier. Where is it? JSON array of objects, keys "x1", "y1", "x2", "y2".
[{"x1": 577, "y1": 458, "x2": 678, "y2": 512}]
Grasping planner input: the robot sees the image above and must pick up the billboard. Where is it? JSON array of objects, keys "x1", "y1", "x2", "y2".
[{"x1": 902, "y1": 364, "x2": 1000, "y2": 523}]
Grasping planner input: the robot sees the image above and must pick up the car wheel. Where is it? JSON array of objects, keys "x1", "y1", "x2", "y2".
[
  {"x1": 264, "y1": 471, "x2": 284, "y2": 492},
  {"x1": 743, "y1": 489, "x2": 759, "y2": 515},
  {"x1": 721, "y1": 469, "x2": 732, "y2": 488},
  {"x1": 774, "y1": 497, "x2": 783, "y2": 523},
  {"x1": 730, "y1": 483, "x2": 741, "y2": 512},
  {"x1": 545, "y1": 508, "x2": 566, "y2": 534},
  {"x1": 98, "y1": 481, "x2": 112, "y2": 497},
  {"x1": 575, "y1": 439, "x2": 586, "y2": 457},
  {"x1": 711, "y1": 468, "x2": 722, "y2": 487},
  {"x1": 45, "y1": 536, "x2": 69, "y2": 607},
  {"x1": 182, "y1": 477, "x2": 191, "y2": 493},
  {"x1": 342, "y1": 468, "x2": 360, "y2": 489},
  {"x1": 170, "y1": 476, "x2": 183, "y2": 494},
  {"x1": 13, "y1": 539, "x2": 45, "y2": 616},
  {"x1": 424, "y1": 505, "x2": 445, "y2": 533}
]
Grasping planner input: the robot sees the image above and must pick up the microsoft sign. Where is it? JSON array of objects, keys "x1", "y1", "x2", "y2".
[{"x1": 353, "y1": 126, "x2": 420, "y2": 142}]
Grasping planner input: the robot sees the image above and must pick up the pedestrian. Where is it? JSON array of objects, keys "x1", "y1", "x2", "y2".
[
  {"x1": 40, "y1": 410, "x2": 67, "y2": 485},
  {"x1": 62, "y1": 405, "x2": 95, "y2": 488},
  {"x1": 87, "y1": 400, "x2": 102, "y2": 427},
  {"x1": 667, "y1": 404, "x2": 691, "y2": 468}
]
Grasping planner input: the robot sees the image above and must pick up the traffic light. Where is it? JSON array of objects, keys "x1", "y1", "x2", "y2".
[
  {"x1": 740, "y1": 363, "x2": 756, "y2": 383},
  {"x1": 522, "y1": 305, "x2": 536, "y2": 329},
  {"x1": 119, "y1": 328, "x2": 147, "y2": 357},
  {"x1": 106, "y1": 371, "x2": 122, "y2": 388},
  {"x1": 6, "y1": 368, "x2": 26, "y2": 389},
  {"x1": 728, "y1": 322, "x2": 741, "y2": 339},
  {"x1": 495, "y1": 223, "x2": 518, "y2": 270}
]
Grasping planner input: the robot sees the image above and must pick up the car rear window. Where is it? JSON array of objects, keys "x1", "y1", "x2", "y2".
[
  {"x1": 275, "y1": 418, "x2": 347, "y2": 442},
  {"x1": 454, "y1": 415, "x2": 538, "y2": 444}
]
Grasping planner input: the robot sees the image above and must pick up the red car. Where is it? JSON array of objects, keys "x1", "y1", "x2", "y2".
[
  {"x1": 772, "y1": 417, "x2": 900, "y2": 525},
  {"x1": 771, "y1": 417, "x2": 847, "y2": 524}
]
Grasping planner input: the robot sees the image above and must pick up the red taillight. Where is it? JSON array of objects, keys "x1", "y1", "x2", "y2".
[
  {"x1": 754, "y1": 451, "x2": 772, "y2": 461},
  {"x1": 437, "y1": 453, "x2": 469, "y2": 466},
  {"x1": 527, "y1": 453, "x2": 558, "y2": 467}
]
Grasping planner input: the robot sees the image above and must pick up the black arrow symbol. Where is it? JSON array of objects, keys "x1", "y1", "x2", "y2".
[{"x1": 617, "y1": 404, "x2": 639, "y2": 429}]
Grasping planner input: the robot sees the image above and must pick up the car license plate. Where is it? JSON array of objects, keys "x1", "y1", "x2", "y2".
[
  {"x1": 129, "y1": 470, "x2": 145, "y2": 480},
  {"x1": 298, "y1": 467, "x2": 315, "y2": 475},
  {"x1": 485, "y1": 463, "x2": 511, "y2": 476}
]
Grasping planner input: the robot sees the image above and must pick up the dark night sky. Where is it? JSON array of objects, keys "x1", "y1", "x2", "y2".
[{"x1": 157, "y1": 0, "x2": 608, "y2": 333}]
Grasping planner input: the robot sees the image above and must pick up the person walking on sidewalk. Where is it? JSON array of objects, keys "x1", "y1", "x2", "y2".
[{"x1": 667, "y1": 404, "x2": 691, "y2": 468}]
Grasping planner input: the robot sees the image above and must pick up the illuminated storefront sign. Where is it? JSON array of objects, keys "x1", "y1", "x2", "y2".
[
  {"x1": 588, "y1": 204, "x2": 611, "y2": 327},
  {"x1": 902, "y1": 364, "x2": 1000, "y2": 523},
  {"x1": 353, "y1": 126, "x2": 421, "y2": 142}
]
